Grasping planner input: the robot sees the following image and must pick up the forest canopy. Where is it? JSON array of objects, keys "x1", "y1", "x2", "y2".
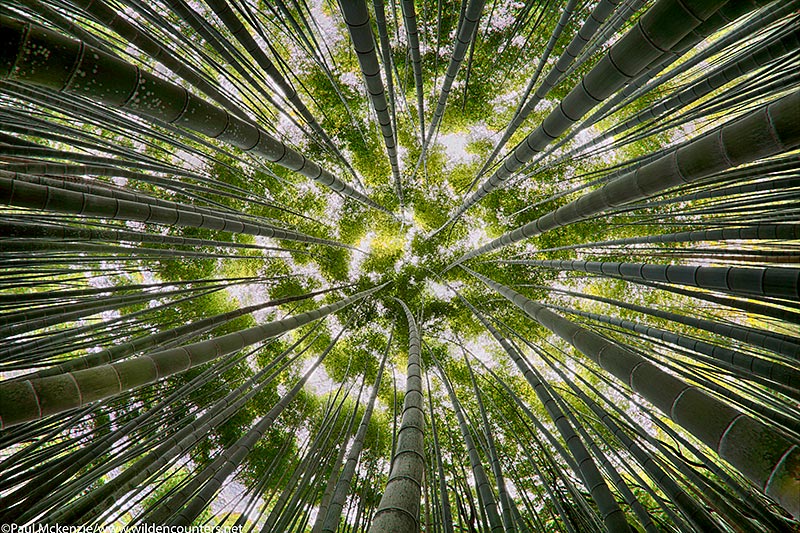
[{"x1": 0, "y1": 0, "x2": 799, "y2": 531}]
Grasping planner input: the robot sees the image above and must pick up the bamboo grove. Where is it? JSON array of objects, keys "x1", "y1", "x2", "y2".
[{"x1": 0, "y1": 0, "x2": 798, "y2": 530}]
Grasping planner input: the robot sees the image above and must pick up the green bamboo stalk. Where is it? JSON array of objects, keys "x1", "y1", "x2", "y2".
[
  {"x1": 547, "y1": 302, "x2": 800, "y2": 393},
  {"x1": 418, "y1": 0, "x2": 486, "y2": 164},
  {"x1": 340, "y1": 0, "x2": 402, "y2": 202},
  {"x1": 13, "y1": 286, "x2": 342, "y2": 379},
  {"x1": 435, "y1": 356, "x2": 504, "y2": 533},
  {"x1": 399, "y1": 0, "x2": 425, "y2": 139},
  {"x1": 450, "y1": 90, "x2": 800, "y2": 267},
  {"x1": 0, "y1": 283, "x2": 387, "y2": 429},
  {"x1": 368, "y1": 299, "x2": 426, "y2": 533},
  {"x1": 459, "y1": 297, "x2": 631, "y2": 532},
  {"x1": 0, "y1": 171, "x2": 350, "y2": 250},
  {"x1": 467, "y1": 267, "x2": 800, "y2": 518},
  {"x1": 322, "y1": 331, "x2": 390, "y2": 533},
  {"x1": 436, "y1": 0, "x2": 733, "y2": 233},
  {"x1": 0, "y1": 16, "x2": 389, "y2": 213},
  {"x1": 501, "y1": 258, "x2": 800, "y2": 302}
]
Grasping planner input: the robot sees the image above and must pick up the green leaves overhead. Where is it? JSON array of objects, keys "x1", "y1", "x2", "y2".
[{"x1": 1, "y1": 0, "x2": 799, "y2": 530}]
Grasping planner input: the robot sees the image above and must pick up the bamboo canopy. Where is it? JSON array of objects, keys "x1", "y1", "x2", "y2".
[{"x1": 1, "y1": 0, "x2": 798, "y2": 530}]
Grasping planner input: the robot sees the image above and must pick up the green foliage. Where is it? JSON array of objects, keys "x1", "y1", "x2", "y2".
[{"x1": 3, "y1": 1, "x2": 796, "y2": 530}]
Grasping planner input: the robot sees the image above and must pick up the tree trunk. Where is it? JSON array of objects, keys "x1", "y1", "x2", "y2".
[
  {"x1": 467, "y1": 267, "x2": 800, "y2": 518},
  {"x1": 369, "y1": 299, "x2": 426, "y2": 533}
]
